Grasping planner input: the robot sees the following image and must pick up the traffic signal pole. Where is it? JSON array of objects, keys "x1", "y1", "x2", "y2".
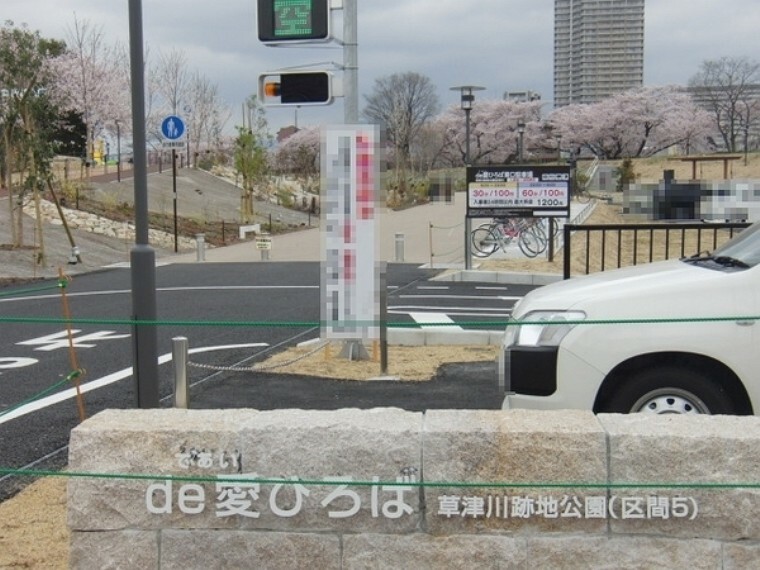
[
  {"x1": 128, "y1": 0, "x2": 160, "y2": 408},
  {"x1": 343, "y1": 0, "x2": 358, "y2": 123}
]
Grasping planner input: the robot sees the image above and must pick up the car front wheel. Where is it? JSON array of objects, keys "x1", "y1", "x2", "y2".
[{"x1": 603, "y1": 367, "x2": 735, "y2": 415}]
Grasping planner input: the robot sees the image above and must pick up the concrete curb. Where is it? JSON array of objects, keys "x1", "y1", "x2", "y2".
[
  {"x1": 388, "y1": 328, "x2": 501, "y2": 346},
  {"x1": 432, "y1": 269, "x2": 563, "y2": 286}
]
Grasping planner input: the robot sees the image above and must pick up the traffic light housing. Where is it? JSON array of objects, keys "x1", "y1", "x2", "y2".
[
  {"x1": 259, "y1": 71, "x2": 334, "y2": 105},
  {"x1": 258, "y1": 0, "x2": 331, "y2": 44}
]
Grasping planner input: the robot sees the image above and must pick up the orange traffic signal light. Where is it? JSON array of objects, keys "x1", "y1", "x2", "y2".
[{"x1": 259, "y1": 72, "x2": 333, "y2": 106}]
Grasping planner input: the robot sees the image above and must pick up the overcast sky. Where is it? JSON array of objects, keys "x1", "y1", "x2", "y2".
[{"x1": 4, "y1": 0, "x2": 760, "y2": 132}]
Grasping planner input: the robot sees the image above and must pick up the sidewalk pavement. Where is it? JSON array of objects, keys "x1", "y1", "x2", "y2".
[
  {"x1": 170, "y1": 195, "x2": 469, "y2": 266},
  {"x1": 168, "y1": 193, "x2": 584, "y2": 289}
]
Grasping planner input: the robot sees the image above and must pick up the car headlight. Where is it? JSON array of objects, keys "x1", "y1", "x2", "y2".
[{"x1": 505, "y1": 310, "x2": 586, "y2": 348}]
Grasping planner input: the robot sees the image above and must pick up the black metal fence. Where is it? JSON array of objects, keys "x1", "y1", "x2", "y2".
[{"x1": 562, "y1": 222, "x2": 751, "y2": 279}]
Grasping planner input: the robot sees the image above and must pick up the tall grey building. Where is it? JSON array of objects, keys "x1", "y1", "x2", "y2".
[{"x1": 554, "y1": 0, "x2": 645, "y2": 107}]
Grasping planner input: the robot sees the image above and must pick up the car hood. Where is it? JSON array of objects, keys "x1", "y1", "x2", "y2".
[{"x1": 515, "y1": 259, "x2": 748, "y2": 318}]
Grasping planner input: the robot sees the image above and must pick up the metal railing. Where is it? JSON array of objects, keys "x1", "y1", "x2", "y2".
[{"x1": 562, "y1": 221, "x2": 751, "y2": 279}]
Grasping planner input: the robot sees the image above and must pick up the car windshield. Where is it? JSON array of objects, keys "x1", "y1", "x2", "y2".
[{"x1": 706, "y1": 221, "x2": 760, "y2": 268}]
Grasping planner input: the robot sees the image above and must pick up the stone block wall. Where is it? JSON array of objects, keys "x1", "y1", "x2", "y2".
[
  {"x1": 67, "y1": 409, "x2": 760, "y2": 569},
  {"x1": 24, "y1": 199, "x2": 197, "y2": 251}
]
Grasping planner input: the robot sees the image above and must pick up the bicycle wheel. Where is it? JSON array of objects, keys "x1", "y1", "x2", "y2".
[
  {"x1": 575, "y1": 189, "x2": 592, "y2": 203},
  {"x1": 471, "y1": 227, "x2": 499, "y2": 257},
  {"x1": 530, "y1": 220, "x2": 547, "y2": 242},
  {"x1": 518, "y1": 227, "x2": 543, "y2": 258}
]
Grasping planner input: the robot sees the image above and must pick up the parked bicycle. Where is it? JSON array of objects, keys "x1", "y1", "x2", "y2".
[
  {"x1": 471, "y1": 217, "x2": 547, "y2": 258},
  {"x1": 571, "y1": 177, "x2": 592, "y2": 203}
]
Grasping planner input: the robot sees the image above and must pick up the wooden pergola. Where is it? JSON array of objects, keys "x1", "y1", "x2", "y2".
[{"x1": 679, "y1": 155, "x2": 743, "y2": 179}]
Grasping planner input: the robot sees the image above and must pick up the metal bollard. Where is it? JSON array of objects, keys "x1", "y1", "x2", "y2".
[
  {"x1": 195, "y1": 233, "x2": 206, "y2": 262},
  {"x1": 395, "y1": 233, "x2": 405, "y2": 262},
  {"x1": 172, "y1": 336, "x2": 189, "y2": 409}
]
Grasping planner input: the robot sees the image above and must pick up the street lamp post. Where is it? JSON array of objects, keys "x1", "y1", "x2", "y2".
[
  {"x1": 745, "y1": 125, "x2": 750, "y2": 166},
  {"x1": 115, "y1": 120, "x2": 122, "y2": 182},
  {"x1": 517, "y1": 120, "x2": 526, "y2": 163},
  {"x1": 450, "y1": 85, "x2": 485, "y2": 270}
]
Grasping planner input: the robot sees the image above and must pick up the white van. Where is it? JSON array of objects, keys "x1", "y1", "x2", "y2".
[{"x1": 499, "y1": 222, "x2": 760, "y2": 415}]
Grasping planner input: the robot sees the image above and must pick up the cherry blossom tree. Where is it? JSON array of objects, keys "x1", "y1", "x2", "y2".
[
  {"x1": 273, "y1": 126, "x2": 319, "y2": 179},
  {"x1": 54, "y1": 16, "x2": 130, "y2": 163},
  {"x1": 429, "y1": 99, "x2": 545, "y2": 167},
  {"x1": 548, "y1": 86, "x2": 713, "y2": 159}
]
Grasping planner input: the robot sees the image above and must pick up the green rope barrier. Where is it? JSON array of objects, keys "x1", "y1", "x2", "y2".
[
  {"x1": 0, "y1": 316, "x2": 324, "y2": 327},
  {"x1": 0, "y1": 281, "x2": 66, "y2": 299},
  {"x1": 0, "y1": 315, "x2": 758, "y2": 328},
  {"x1": 0, "y1": 370, "x2": 81, "y2": 419},
  {"x1": 0, "y1": 375, "x2": 73, "y2": 419},
  {"x1": 2, "y1": 467, "x2": 759, "y2": 490}
]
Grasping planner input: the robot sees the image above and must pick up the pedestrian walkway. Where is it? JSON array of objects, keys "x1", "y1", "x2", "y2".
[
  {"x1": 169, "y1": 194, "x2": 593, "y2": 270},
  {"x1": 171, "y1": 195, "x2": 470, "y2": 266}
]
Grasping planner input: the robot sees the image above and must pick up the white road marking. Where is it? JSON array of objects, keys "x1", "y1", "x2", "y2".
[
  {"x1": 0, "y1": 342, "x2": 267, "y2": 425},
  {"x1": 397, "y1": 294, "x2": 522, "y2": 301},
  {"x1": 0, "y1": 357, "x2": 38, "y2": 370},
  {"x1": 408, "y1": 312, "x2": 459, "y2": 331},
  {"x1": 17, "y1": 330, "x2": 130, "y2": 351}
]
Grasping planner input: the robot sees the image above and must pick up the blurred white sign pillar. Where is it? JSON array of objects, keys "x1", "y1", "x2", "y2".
[{"x1": 321, "y1": 125, "x2": 381, "y2": 355}]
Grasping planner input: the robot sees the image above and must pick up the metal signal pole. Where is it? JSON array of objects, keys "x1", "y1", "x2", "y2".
[
  {"x1": 343, "y1": 0, "x2": 359, "y2": 123},
  {"x1": 128, "y1": 0, "x2": 160, "y2": 408}
]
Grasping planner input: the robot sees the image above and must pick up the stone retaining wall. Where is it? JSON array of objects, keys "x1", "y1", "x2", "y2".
[
  {"x1": 67, "y1": 409, "x2": 760, "y2": 569},
  {"x1": 24, "y1": 199, "x2": 196, "y2": 251}
]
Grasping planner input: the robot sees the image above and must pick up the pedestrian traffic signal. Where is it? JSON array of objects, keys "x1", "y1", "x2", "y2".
[
  {"x1": 259, "y1": 72, "x2": 334, "y2": 105},
  {"x1": 258, "y1": 0, "x2": 331, "y2": 44}
]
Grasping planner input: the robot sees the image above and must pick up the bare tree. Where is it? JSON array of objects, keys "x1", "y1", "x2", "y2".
[
  {"x1": 186, "y1": 72, "x2": 230, "y2": 164},
  {"x1": 689, "y1": 56, "x2": 760, "y2": 152},
  {"x1": 363, "y1": 72, "x2": 440, "y2": 199},
  {"x1": 154, "y1": 48, "x2": 189, "y2": 115},
  {"x1": 234, "y1": 95, "x2": 270, "y2": 223}
]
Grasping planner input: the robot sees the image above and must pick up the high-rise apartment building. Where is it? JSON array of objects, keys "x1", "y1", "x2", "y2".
[{"x1": 554, "y1": 0, "x2": 645, "y2": 107}]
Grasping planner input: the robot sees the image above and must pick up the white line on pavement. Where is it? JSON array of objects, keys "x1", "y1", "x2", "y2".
[{"x1": 0, "y1": 343, "x2": 267, "y2": 425}]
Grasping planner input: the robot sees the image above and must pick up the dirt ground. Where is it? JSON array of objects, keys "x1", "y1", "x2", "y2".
[{"x1": 0, "y1": 196, "x2": 741, "y2": 568}]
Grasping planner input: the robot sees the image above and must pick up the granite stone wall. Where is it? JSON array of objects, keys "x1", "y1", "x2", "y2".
[
  {"x1": 24, "y1": 199, "x2": 197, "y2": 251},
  {"x1": 67, "y1": 409, "x2": 760, "y2": 569}
]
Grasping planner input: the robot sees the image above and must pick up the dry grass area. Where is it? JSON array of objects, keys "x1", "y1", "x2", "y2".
[
  {"x1": 260, "y1": 342, "x2": 499, "y2": 381},
  {"x1": 0, "y1": 476, "x2": 68, "y2": 569},
  {"x1": 481, "y1": 200, "x2": 744, "y2": 276},
  {"x1": 584, "y1": 153, "x2": 760, "y2": 182}
]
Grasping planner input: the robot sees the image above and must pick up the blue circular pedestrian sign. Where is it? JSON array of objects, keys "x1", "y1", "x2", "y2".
[{"x1": 161, "y1": 115, "x2": 185, "y2": 140}]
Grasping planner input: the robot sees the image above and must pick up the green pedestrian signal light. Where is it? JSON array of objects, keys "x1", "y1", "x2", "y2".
[{"x1": 258, "y1": 0, "x2": 331, "y2": 44}]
